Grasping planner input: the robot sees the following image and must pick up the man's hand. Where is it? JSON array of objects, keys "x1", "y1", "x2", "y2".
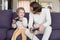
[
  {"x1": 30, "y1": 28, "x2": 33, "y2": 33},
  {"x1": 39, "y1": 25, "x2": 45, "y2": 32}
]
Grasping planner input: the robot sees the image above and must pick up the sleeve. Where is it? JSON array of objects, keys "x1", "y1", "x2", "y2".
[
  {"x1": 28, "y1": 13, "x2": 34, "y2": 29},
  {"x1": 23, "y1": 18, "x2": 28, "y2": 28},
  {"x1": 12, "y1": 19, "x2": 17, "y2": 28},
  {"x1": 16, "y1": 21, "x2": 23, "y2": 27},
  {"x1": 43, "y1": 9, "x2": 51, "y2": 27},
  {"x1": 12, "y1": 23, "x2": 17, "y2": 28}
]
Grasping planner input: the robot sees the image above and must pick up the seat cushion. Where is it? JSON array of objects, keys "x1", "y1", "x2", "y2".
[
  {"x1": 7, "y1": 29, "x2": 23, "y2": 40},
  {"x1": 7, "y1": 29, "x2": 15, "y2": 39},
  {"x1": 0, "y1": 28, "x2": 7, "y2": 40},
  {"x1": 16, "y1": 34, "x2": 43, "y2": 40},
  {"x1": 16, "y1": 35, "x2": 22, "y2": 40},
  {"x1": 50, "y1": 30, "x2": 60, "y2": 40},
  {"x1": 36, "y1": 34, "x2": 43, "y2": 40},
  {"x1": 7, "y1": 29, "x2": 43, "y2": 40},
  {"x1": 51, "y1": 13, "x2": 60, "y2": 30}
]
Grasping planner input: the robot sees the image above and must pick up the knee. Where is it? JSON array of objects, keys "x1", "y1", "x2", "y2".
[
  {"x1": 49, "y1": 26, "x2": 52, "y2": 30},
  {"x1": 25, "y1": 29, "x2": 29, "y2": 34}
]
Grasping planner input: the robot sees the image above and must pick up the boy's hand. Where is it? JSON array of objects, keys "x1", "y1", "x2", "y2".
[
  {"x1": 39, "y1": 25, "x2": 45, "y2": 32},
  {"x1": 12, "y1": 19, "x2": 16, "y2": 24}
]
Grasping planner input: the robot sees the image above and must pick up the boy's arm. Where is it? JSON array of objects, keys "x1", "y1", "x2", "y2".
[{"x1": 12, "y1": 19, "x2": 17, "y2": 28}]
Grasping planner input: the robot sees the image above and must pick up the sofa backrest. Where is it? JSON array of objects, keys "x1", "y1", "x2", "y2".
[
  {"x1": 24, "y1": 13, "x2": 29, "y2": 22},
  {"x1": 13, "y1": 12, "x2": 29, "y2": 23},
  {"x1": 0, "y1": 10, "x2": 60, "y2": 30},
  {"x1": 51, "y1": 12, "x2": 60, "y2": 30},
  {"x1": 13, "y1": 12, "x2": 60, "y2": 30},
  {"x1": 25, "y1": 12, "x2": 60, "y2": 30}
]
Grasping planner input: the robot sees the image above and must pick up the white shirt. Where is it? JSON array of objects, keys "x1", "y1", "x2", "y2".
[
  {"x1": 28, "y1": 8, "x2": 51, "y2": 29},
  {"x1": 12, "y1": 17, "x2": 27, "y2": 29}
]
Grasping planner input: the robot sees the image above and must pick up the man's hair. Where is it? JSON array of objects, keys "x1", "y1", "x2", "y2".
[
  {"x1": 16, "y1": 7, "x2": 25, "y2": 14},
  {"x1": 30, "y1": 1, "x2": 42, "y2": 14}
]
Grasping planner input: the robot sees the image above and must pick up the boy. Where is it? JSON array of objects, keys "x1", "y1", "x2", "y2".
[{"x1": 11, "y1": 7, "x2": 27, "y2": 40}]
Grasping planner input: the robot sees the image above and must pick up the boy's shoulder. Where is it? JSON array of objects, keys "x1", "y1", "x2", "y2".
[
  {"x1": 14, "y1": 17, "x2": 27, "y2": 22},
  {"x1": 14, "y1": 17, "x2": 19, "y2": 21},
  {"x1": 23, "y1": 17, "x2": 27, "y2": 20}
]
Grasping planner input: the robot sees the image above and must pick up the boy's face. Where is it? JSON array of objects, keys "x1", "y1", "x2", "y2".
[{"x1": 18, "y1": 10, "x2": 25, "y2": 18}]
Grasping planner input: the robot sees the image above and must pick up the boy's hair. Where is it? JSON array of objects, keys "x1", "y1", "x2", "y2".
[
  {"x1": 30, "y1": 1, "x2": 42, "y2": 14},
  {"x1": 16, "y1": 7, "x2": 25, "y2": 14}
]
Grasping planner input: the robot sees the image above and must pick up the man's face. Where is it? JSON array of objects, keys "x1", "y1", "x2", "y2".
[{"x1": 30, "y1": 7, "x2": 33, "y2": 12}]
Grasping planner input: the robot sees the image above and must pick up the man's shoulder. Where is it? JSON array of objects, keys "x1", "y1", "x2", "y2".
[
  {"x1": 42, "y1": 8, "x2": 49, "y2": 12},
  {"x1": 42, "y1": 8, "x2": 50, "y2": 14}
]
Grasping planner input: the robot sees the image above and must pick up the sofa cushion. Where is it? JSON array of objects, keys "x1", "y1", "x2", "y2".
[
  {"x1": 24, "y1": 13, "x2": 60, "y2": 30},
  {"x1": 0, "y1": 10, "x2": 13, "y2": 29},
  {"x1": 17, "y1": 34, "x2": 43, "y2": 40},
  {"x1": 24, "y1": 13, "x2": 29, "y2": 22},
  {"x1": 7, "y1": 29, "x2": 15, "y2": 39},
  {"x1": 50, "y1": 30, "x2": 60, "y2": 40},
  {"x1": 7, "y1": 29, "x2": 43, "y2": 40},
  {"x1": 51, "y1": 13, "x2": 60, "y2": 30},
  {"x1": 13, "y1": 12, "x2": 29, "y2": 22},
  {"x1": 36, "y1": 34, "x2": 43, "y2": 40},
  {"x1": 7, "y1": 29, "x2": 23, "y2": 40},
  {"x1": 0, "y1": 28, "x2": 7, "y2": 40}
]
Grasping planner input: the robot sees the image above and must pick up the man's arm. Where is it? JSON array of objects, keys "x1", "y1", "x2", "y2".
[
  {"x1": 23, "y1": 18, "x2": 28, "y2": 28},
  {"x1": 43, "y1": 9, "x2": 51, "y2": 27},
  {"x1": 28, "y1": 13, "x2": 34, "y2": 29}
]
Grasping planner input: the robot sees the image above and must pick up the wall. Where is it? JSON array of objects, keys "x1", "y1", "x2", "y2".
[
  {"x1": 52, "y1": 0, "x2": 60, "y2": 12},
  {"x1": 12, "y1": 0, "x2": 60, "y2": 12},
  {"x1": 59, "y1": 0, "x2": 60, "y2": 12},
  {"x1": 38, "y1": 0, "x2": 60, "y2": 12},
  {"x1": 12, "y1": 0, "x2": 18, "y2": 11}
]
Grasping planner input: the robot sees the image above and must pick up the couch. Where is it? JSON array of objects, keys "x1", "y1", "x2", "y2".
[{"x1": 0, "y1": 10, "x2": 60, "y2": 40}]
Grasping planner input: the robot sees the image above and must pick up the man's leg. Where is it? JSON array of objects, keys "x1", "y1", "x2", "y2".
[
  {"x1": 25, "y1": 29, "x2": 39, "y2": 40},
  {"x1": 42, "y1": 26, "x2": 52, "y2": 40}
]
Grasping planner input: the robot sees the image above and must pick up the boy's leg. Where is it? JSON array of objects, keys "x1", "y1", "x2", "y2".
[
  {"x1": 11, "y1": 29, "x2": 22, "y2": 40},
  {"x1": 11, "y1": 29, "x2": 19, "y2": 40},
  {"x1": 22, "y1": 29, "x2": 27, "y2": 40},
  {"x1": 42, "y1": 26, "x2": 52, "y2": 40},
  {"x1": 25, "y1": 29, "x2": 39, "y2": 40}
]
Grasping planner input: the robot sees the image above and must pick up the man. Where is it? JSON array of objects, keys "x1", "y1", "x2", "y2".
[{"x1": 25, "y1": 2, "x2": 52, "y2": 40}]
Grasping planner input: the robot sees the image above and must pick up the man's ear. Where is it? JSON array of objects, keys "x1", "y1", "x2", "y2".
[{"x1": 17, "y1": 13, "x2": 19, "y2": 16}]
